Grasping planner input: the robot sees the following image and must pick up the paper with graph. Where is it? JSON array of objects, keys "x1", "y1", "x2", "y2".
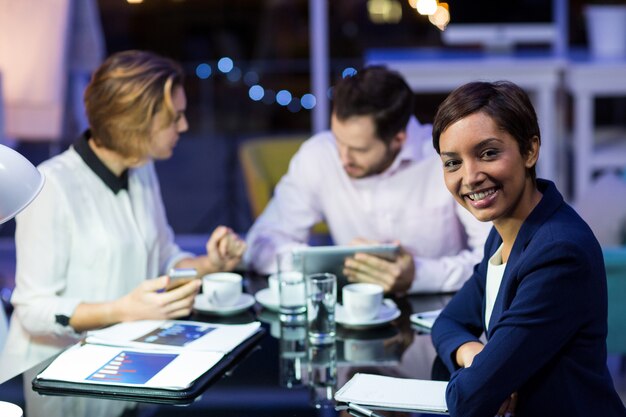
[
  {"x1": 36, "y1": 319, "x2": 261, "y2": 390},
  {"x1": 36, "y1": 343, "x2": 222, "y2": 390}
]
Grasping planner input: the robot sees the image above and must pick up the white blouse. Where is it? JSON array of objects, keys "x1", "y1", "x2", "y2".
[
  {"x1": 484, "y1": 244, "x2": 506, "y2": 331},
  {"x1": 3, "y1": 145, "x2": 192, "y2": 372}
]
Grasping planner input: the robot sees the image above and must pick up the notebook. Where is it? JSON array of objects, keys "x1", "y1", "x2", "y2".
[{"x1": 335, "y1": 373, "x2": 448, "y2": 414}]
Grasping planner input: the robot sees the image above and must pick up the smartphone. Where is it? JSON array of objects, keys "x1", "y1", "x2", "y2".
[{"x1": 165, "y1": 268, "x2": 198, "y2": 290}]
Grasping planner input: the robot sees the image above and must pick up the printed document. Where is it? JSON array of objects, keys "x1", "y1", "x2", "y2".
[
  {"x1": 335, "y1": 373, "x2": 448, "y2": 414},
  {"x1": 36, "y1": 320, "x2": 261, "y2": 391}
]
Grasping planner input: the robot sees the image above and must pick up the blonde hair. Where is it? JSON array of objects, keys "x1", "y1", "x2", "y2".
[{"x1": 84, "y1": 50, "x2": 184, "y2": 160}]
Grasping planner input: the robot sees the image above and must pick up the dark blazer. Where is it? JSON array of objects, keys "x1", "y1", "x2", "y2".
[{"x1": 431, "y1": 179, "x2": 626, "y2": 417}]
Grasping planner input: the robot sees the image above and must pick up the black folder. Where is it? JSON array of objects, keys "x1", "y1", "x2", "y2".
[{"x1": 31, "y1": 327, "x2": 265, "y2": 405}]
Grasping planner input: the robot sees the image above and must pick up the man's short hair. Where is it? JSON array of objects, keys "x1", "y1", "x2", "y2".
[{"x1": 332, "y1": 66, "x2": 415, "y2": 144}]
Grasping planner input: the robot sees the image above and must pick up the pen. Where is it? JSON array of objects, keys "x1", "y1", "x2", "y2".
[{"x1": 348, "y1": 402, "x2": 385, "y2": 417}]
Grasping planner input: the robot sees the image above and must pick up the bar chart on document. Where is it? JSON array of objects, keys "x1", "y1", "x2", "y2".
[{"x1": 86, "y1": 351, "x2": 178, "y2": 385}]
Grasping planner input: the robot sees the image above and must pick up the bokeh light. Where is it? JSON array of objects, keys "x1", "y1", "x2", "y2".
[
  {"x1": 262, "y1": 89, "x2": 276, "y2": 105},
  {"x1": 429, "y1": 3, "x2": 450, "y2": 31},
  {"x1": 367, "y1": 0, "x2": 402, "y2": 24},
  {"x1": 342, "y1": 67, "x2": 358, "y2": 78},
  {"x1": 248, "y1": 85, "x2": 264, "y2": 101},
  {"x1": 217, "y1": 57, "x2": 234, "y2": 73},
  {"x1": 243, "y1": 71, "x2": 259, "y2": 86},
  {"x1": 195, "y1": 63, "x2": 212, "y2": 79},
  {"x1": 276, "y1": 90, "x2": 292, "y2": 106},
  {"x1": 227, "y1": 67, "x2": 242, "y2": 82},
  {"x1": 416, "y1": 0, "x2": 438, "y2": 15},
  {"x1": 300, "y1": 94, "x2": 317, "y2": 110},
  {"x1": 288, "y1": 99, "x2": 302, "y2": 113}
]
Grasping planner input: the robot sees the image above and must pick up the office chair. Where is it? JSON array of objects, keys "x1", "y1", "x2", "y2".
[{"x1": 238, "y1": 135, "x2": 329, "y2": 236}]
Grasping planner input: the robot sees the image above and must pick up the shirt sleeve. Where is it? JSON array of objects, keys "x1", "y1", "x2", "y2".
[
  {"x1": 146, "y1": 163, "x2": 193, "y2": 274},
  {"x1": 433, "y1": 241, "x2": 594, "y2": 417},
  {"x1": 244, "y1": 139, "x2": 324, "y2": 274},
  {"x1": 12, "y1": 172, "x2": 81, "y2": 338},
  {"x1": 410, "y1": 204, "x2": 492, "y2": 293}
]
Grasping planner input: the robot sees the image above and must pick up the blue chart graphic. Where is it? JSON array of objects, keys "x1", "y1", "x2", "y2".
[
  {"x1": 86, "y1": 351, "x2": 177, "y2": 385},
  {"x1": 134, "y1": 323, "x2": 216, "y2": 347}
]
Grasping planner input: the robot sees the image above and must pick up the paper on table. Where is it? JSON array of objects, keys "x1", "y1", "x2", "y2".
[
  {"x1": 36, "y1": 343, "x2": 224, "y2": 390},
  {"x1": 86, "y1": 320, "x2": 260, "y2": 353},
  {"x1": 335, "y1": 373, "x2": 448, "y2": 414},
  {"x1": 410, "y1": 309, "x2": 442, "y2": 330}
]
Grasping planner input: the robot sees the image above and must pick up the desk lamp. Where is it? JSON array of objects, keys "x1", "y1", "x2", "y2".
[
  {"x1": 0, "y1": 144, "x2": 44, "y2": 224},
  {"x1": 0, "y1": 144, "x2": 42, "y2": 416}
]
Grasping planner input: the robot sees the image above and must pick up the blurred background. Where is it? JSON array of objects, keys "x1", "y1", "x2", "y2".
[{"x1": 0, "y1": 0, "x2": 624, "y2": 238}]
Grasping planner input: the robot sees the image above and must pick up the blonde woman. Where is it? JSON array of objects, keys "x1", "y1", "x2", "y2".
[{"x1": 5, "y1": 50, "x2": 246, "y2": 375}]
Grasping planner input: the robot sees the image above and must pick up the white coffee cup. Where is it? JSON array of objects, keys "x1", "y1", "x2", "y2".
[
  {"x1": 202, "y1": 272, "x2": 242, "y2": 307},
  {"x1": 342, "y1": 283, "x2": 384, "y2": 321}
]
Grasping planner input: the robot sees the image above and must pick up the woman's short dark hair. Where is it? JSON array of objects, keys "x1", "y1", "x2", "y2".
[
  {"x1": 332, "y1": 66, "x2": 415, "y2": 144},
  {"x1": 432, "y1": 80, "x2": 541, "y2": 181}
]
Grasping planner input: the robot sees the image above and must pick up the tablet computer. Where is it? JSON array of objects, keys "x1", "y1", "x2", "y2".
[{"x1": 293, "y1": 244, "x2": 400, "y2": 282}]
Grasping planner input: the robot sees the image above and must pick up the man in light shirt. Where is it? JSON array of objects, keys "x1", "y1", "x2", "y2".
[{"x1": 244, "y1": 66, "x2": 490, "y2": 293}]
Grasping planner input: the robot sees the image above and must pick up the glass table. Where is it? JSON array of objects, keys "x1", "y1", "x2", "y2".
[{"x1": 0, "y1": 276, "x2": 452, "y2": 417}]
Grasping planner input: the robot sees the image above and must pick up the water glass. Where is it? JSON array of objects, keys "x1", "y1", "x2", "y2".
[
  {"x1": 277, "y1": 250, "x2": 306, "y2": 321},
  {"x1": 306, "y1": 273, "x2": 336, "y2": 344}
]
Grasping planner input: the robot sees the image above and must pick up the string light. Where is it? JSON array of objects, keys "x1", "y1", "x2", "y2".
[{"x1": 195, "y1": 58, "x2": 352, "y2": 112}]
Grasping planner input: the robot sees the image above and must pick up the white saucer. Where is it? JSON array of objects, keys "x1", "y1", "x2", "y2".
[
  {"x1": 194, "y1": 293, "x2": 255, "y2": 316},
  {"x1": 254, "y1": 288, "x2": 280, "y2": 312},
  {"x1": 336, "y1": 299, "x2": 401, "y2": 329}
]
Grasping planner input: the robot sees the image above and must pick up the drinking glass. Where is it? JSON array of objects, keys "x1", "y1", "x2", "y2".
[
  {"x1": 277, "y1": 250, "x2": 306, "y2": 322},
  {"x1": 306, "y1": 273, "x2": 336, "y2": 344}
]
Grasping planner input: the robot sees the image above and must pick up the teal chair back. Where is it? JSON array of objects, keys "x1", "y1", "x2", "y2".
[{"x1": 604, "y1": 247, "x2": 626, "y2": 354}]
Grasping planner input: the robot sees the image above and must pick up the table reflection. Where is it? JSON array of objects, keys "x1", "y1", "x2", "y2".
[
  {"x1": 307, "y1": 342, "x2": 337, "y2": 409},
  {"x1": 279, "y1": 319, "x2": 307, "y2": 388}
]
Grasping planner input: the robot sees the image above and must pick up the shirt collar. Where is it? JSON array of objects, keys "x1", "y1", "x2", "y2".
[
  {"x1": 74, "y1": 130, "x2": 129, "y2": 194},
  {"x1": 383, "y1": 117, "x2": 435, "y2": 175}
]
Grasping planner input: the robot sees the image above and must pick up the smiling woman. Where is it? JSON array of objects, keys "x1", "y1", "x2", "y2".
[
  {"x1": 429, "y1": 81, "x2": 626, "y2": 417},
  {"x1": 438, "y1": 112, "x2": 540, "y2": 234}
]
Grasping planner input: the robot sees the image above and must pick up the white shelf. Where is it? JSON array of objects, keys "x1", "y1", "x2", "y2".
[
  {"x1": 564, "y1": 59, "x2": 626, "y2": 200},
  {"x1": 591, "y1": 136, "x2": 626, "y2": 169}
]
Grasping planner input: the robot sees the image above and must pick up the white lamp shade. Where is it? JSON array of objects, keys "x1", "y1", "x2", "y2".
[{"x1": 0, "y1": 144, "x2": 44, "y2": 224}]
